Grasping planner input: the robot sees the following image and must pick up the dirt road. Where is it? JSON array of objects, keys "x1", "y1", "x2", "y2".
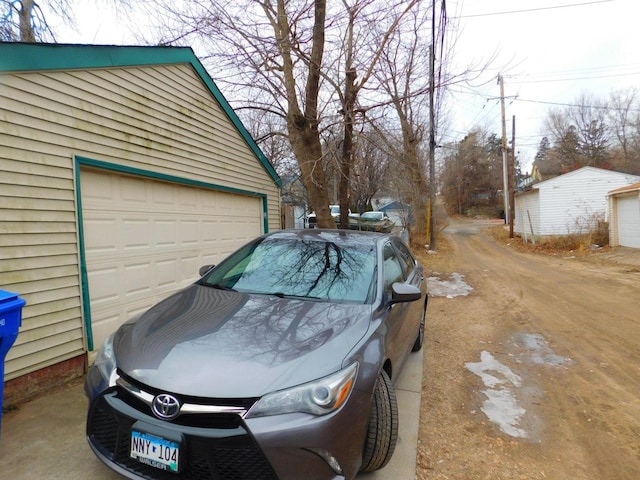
[{"x1": 415, "y1": 217, "x2": 640, "y2": 479}]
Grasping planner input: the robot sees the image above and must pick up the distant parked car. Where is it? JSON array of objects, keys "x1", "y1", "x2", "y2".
[
  {"x1": 306, "y1": 204, "x2": 351, "y2": 228},
  {"x1": 360, "y1": 211, "x2": 390, "y2": 221},
  {"x1": 85, "y1": 229, "x2": 428, "y2": 480}
]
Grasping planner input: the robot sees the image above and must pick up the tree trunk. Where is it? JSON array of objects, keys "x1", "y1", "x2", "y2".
[
  {"x1": 274, "y1": 0, "x2": 335, "y2": 229},
  {"x1": 288, "y1": 114, "x2": 335, "y2": 229},
  {"x1": 19, "y1": 0, "x2": 36, "y2": 42},
  {"x1": 339, "y1": 67, "x2": 357, "y2": 229}
]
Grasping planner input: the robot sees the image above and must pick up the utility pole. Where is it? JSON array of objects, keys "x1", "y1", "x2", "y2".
[
  {"x1": 510, "y1": 115, "x2": 516, "y2": 238},
  {"x1": 498, "y1": 75, "x2": 510, "y2": 225},
  {"x1": 428, "y1": 0, "x2": 437, "y2": 250}
]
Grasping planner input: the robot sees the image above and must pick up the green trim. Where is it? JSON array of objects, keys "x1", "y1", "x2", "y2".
[
  {"x1": 75, "y1": 156, "x2": 271, "y2": 350},
  {"x1": 74, "y1": 158, "x2": 94, "y2": 351},
  {"x1": 77, "y1": 156, "x2": 270, "y2": 201},
  {"x1": 0, "y1": 42, "x2": 282, "y2": 189}
]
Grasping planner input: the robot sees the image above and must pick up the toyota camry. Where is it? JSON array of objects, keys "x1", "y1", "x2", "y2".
[{"x1": 85, "y1": 229, "x2": 428, "y2": 480}]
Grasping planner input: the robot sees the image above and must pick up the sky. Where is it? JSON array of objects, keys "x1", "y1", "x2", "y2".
[
  {"x1": 445, "y1": 0, "x2": 640, "y2": 172},
  {"x1": 48, "y1": 0, "x2": 640, "y2": 173}
]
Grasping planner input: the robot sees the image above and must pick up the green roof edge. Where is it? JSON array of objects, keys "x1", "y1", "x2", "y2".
[{"x1": 0, "y1": 42, "x2": 282, "y2": 188}]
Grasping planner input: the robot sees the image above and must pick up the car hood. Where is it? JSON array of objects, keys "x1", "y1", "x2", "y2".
[{"x1": 114, "y1": 284, "x2": 372, "y2": 398}]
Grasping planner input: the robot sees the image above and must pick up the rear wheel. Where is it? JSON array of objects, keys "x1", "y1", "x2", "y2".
[{"x1": 360, "y1": 370, "x2": 398, "y2": 472}]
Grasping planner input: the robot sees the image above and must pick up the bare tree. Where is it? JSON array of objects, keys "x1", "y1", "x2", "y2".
[
  {"x1": 370, "y1": 5, "x2": 431, "y2": 237},
  {"x1": 129, "y1": 0, "x2": 426, "y2": 229},
  {"x1": 349, "y1": 129, "x2": 393, "y2": 214},
  {"x1": 607, "y1": 87, "x2": 640, "y2": 174},
  {"x1": 539, "y1": 95, "x2": 612, "y2": 175},
  {"x1": 570, "y1": 93, "x2": 610, "y2": 168},
  {"x1": 0, "y1": 0, "x2": 78, "y2": 41},
  {"x1": 439, "y1": 129, "x2": 505, "y2": 216},
  {"x1": 333, "y1": 0, "x2": 421, "y2": 228}
]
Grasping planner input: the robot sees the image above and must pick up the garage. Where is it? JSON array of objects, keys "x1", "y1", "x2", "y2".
[
  {"x1": 0, "y1": 43, "x2": 281, "y2": 402},
  {"x1": 609, "y1": 183, "x2": 640, "y2": 249},
  {"x1": 80, "y1": 168, "x2": 264, "y2": 350}
]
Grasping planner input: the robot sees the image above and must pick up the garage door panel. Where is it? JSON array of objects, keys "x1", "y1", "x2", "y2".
[
  {"x1": 120, "y1": 176, "x2": 149, "y2": 203},
  {"x1": 84, "y1": 218, "x2": 118, "y2": 253},
  {"x1": 88, "y1": 267, "x2": 119, "y2": 303},
  {"x1": 81, "y1": 169, "x2": 263, "y2": 350},
  {"x1": 617, "y1": 196, "x2": 640, "y2": 248},
  {"x1": 178, "y1": 187, "x2": 198, "y2": 208},
  {"x1": 157, "y1": 259, "x2": 180, "y2": 288},
  {"x1": 125, "y1": 263, "x2": 153, "y2": 295},
  {"x1": 180, "y1": 220, "x2": 200, "y2": 244},
  {"x1": 123, "y1": 219, "x2": 152, "y2": 249}
]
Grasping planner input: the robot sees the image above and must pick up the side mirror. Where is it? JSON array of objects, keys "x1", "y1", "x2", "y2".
[
  {"x1": 199, "y1": 265, "x2": 215, "y2": 277},
  {"x1": 390, "y1": 282, "x2": 421, "y2": 304}
]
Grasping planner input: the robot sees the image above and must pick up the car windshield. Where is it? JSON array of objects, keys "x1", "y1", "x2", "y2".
[
  {"x1": 362, "y1": 212, "x2": 383, "y2": 220},
  {"x1": 200, "y1": 236, "x2": 377, "y2": 303}
]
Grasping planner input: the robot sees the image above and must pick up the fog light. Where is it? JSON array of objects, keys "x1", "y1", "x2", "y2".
[{"x1": 307, "y1": 448, "x2": 343, "y2": 475}]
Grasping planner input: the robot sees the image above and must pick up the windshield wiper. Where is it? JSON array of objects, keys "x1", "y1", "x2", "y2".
[
  {"x1": 201, "y1": 282, "x2": 237, "y2": 292},
  {"x1": 266, "y1": 292, "x2": 322, "y2": 301}
]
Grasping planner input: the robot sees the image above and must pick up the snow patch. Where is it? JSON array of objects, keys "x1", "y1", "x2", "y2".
[
  {"x1": 465, "y1": 351, "x2": 527, "y2": 438},
  {"x1": 427, "y1": 272, "x2": 473, "y2": 298}
]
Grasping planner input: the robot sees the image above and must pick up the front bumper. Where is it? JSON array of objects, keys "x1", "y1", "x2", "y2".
[{"x1": 86, "y1": 384, "x2": 370, "y2": 480}]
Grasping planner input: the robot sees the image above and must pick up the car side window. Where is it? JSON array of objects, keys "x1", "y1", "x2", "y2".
[
  {"x1": 383, "y1": 242, "x2": 405, "y2": 294},
  {"x1": 393, "y1": 240, "x2": 416, "y2": 278}
]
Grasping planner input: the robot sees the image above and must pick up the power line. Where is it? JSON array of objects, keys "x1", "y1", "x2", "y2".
[
  {"x1": 516, "y1": 71, "x2": 640, "y2": 84},
  {"x1": 457, "y1": 0, "x2": 613, "y2": 19},
  {"x1": 514, "y1": 97, "x2": 640, "y2": 112}
]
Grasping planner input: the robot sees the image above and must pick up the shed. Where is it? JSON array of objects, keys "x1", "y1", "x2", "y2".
[
  {"x1": 0, "y1": 43, "x2": 281, "y2": 401},
  {"x1": 379, "y1": 201, "x2": 413, "y2": 228},
  {"x1": 608, "y1": 182, "x2": 640, "y2": 249},
  {"x1": 514, "y1": 167, "x2": 640, "y2": 239}
]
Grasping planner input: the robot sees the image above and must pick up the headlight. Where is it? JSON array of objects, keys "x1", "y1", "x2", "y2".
[
  {"x1": 246, "y1": 363, "x2": 358, "y2": 418},
  {"x1": 94, "y1": 333, "x2": 118, "y2": 387}
]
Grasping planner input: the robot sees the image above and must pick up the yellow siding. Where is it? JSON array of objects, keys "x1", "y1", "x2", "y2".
[{"x1": 0, "y1": 63, "x2": 280, "y2": 380}]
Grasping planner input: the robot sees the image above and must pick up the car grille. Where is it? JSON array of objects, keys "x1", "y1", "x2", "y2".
[{"x1": 87, "y1": 389, "x2": 279, "y2": 480}]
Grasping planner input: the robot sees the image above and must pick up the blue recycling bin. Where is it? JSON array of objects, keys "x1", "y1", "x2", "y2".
[{"x1": 0, "y1": 290, "x2": 26, "y2": 440}]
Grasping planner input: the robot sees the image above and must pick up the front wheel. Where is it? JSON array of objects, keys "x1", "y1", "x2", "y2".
[
  {"x1": 412, "y1": 297, "x2": 428, "y2": 352},
  {"x1": 360, "y1": 370, "x2": 398, "y2": 472}
]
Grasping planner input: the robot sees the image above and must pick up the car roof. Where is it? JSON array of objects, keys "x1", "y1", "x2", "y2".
[{"x1": 264, "y1": 229, "x2": 391, "y2": 246}]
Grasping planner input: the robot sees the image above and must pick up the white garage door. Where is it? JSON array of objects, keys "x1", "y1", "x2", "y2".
[
  {"x1": 617, "y1": 195, "x2": 640, "y2": 248},
  {"x1": 81, "y1": 168, "x2": 263, "y2": 350}
]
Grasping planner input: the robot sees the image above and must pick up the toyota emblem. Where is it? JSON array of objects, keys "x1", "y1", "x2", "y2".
[{"x1": 152, "y1": 394, "x2": 181, "y2": 420}]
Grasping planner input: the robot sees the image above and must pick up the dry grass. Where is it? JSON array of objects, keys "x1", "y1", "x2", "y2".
[
  {"x1": 488, "y1": 224, "x2": 609, "y2": 257},
  {"x1": 412, "y1": 231, "x2": 457, "y2": 274}
]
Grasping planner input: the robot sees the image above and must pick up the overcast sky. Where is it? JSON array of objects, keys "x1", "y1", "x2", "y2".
[
  {"x1": 445, "y1": 0, "x2": 640, "y2": 171},
  {"x1": 50, "y1": 0, "x2": 639, "y2": 173}
]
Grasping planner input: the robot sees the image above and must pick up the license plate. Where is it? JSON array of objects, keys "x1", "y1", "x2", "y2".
[{"x1": 130, "y1": 431, "x2": 180, "y2": 473}]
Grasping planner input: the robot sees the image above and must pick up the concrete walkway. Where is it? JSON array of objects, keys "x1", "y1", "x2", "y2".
[{"x1": 0, "y1": 351, "x2": 422, "y2": 480}]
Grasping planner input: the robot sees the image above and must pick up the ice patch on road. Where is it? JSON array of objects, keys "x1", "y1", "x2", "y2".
[
  {"x1": 465, "y1": 351, "x2": 528, "y2": 438},
  {"x1": 512, "y1": 333, "x2": 574, "y2": 366},
  {"x1": 427, "y1": 272, "x2": 473, "y2": 298},
  {"x1": 481, "y1": 388, "x2": 527, "y2": 438},
  {"x1": 466, "y1": 351, "x2": 522, "y2": 388}
]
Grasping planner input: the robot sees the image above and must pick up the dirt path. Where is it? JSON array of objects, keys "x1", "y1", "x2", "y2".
[{"x1": 415, "y1": 216, "x2": 640, "y2": 479}]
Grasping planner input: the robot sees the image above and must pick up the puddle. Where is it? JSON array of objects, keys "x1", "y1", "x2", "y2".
[{"x1": 427, "y1": 272, "x2": 473, "y2": 298}]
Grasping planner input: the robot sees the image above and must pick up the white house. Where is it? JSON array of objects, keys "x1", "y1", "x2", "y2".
[
  {"x1": 0, "y1": 43, "x2": 281, "y2": 403},
  {"x1": 608, "y1": 182, "x2": 640, "y2": 249},
  {"x1": 514, "y1": 167, "x2": 640, "y2": 239}
]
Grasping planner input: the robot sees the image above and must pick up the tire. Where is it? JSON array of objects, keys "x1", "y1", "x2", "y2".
[
  {"x1": 411, "y1": 299, "x2": 427, "y2": 352},
  {"x1": 360, "y1": 370, "x2": 398, "y2": 472}
]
